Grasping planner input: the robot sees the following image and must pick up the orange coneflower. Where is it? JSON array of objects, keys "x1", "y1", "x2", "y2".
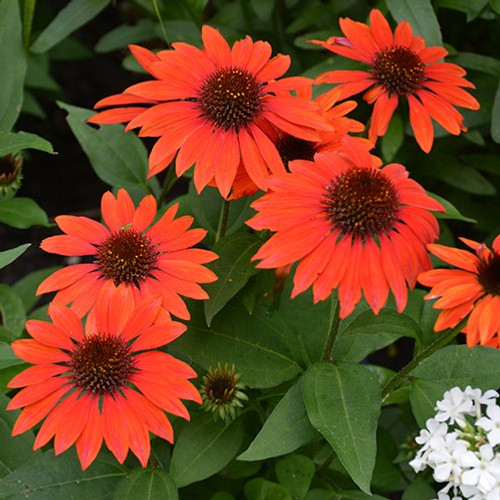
[
  {"x1": 7, "y1": 288, "x2": 200, "y2": 469},
  {"x1": 310, "y1": 9, "x2": 479, "y2": 152},
  {"x1": 37, "y1": 189, "x2": 217, "y2": 320},
  {"x1": 88, "y1": 26, "x2": 330, "y2": 198},
  {"x1": 247, "y1": 138, "x2": 444, "y2": 318},
  {"x1": 418, "y1": 235, "x2": 500, "y2": 348}
]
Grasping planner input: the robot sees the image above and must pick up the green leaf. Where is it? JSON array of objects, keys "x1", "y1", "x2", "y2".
[
  {"x1": 461, "y1": 153, "x2": 500, "y2": 176},
  {"x1": 437, "y1": 0, "x2": 488, "y2": 21},
  {"x1": 203, "y1": 233, "x2": 261, "y2": 326},
  {"x1": 0, "y1": 0, "x2": 27, "y2": 131},
  {"x1": 31, "y1": 0, "x2": 110, "y2": 53},
  {"x1": 244, "y1": 478, "x2": 293, "y2": 500},
  {"x1": 491, "y1": 78, "x2": 500, "y2": 143},
  {"x1": 427, "y1": 192, "x2": 477, "y2": 223},
  {"x1": 0, "y1": 448, "x2": 127, "y2": 498},
  {"x1": 0, "y1": 284, "x2": 26, "y2": 338},
  {"x1": 172, "y1": 301, "x2": 301, "y2": 389},
  {"x1": 0, "y1": 393, "x2": 35, "y2": 477},
  {"x1": 0, "y1": 243, "x2": 30, "y2": 270},
  {"x1": 278, "y1": 277, "x2": 338, "y2": 366},
  {"x1": 303, "y1": 361, "x2": 381, "y2": 494},
  {"x1": 331, "y1": 310, "x2": 421, "y2": 362},
  {"x1": 409, "y1": 378, "x2": 448, "y2": 427},
  {"x1": 170, "y1": 414, "x2": 244, "y2": 488},
  {"x1": 380, "y1": 114, "x2": 404, "y2": 163},
  {"x1": 451, "y1": 52, "x2": 500, "y2": 76},
  {"x1": 113, "y1": 469, "x2": 178, "y2": 500},
  {"x1": 58, "y1": 102, "x2": 153, "y2": 194},
  {"x1": 0, "y1": 131, "x2": 53, "y2": 156},
  {"x1": 412, "y1": 345, "x2": 500, "y2": 389},
  {"x1": 0, "y1": 197, "x2": 49, "y2": 228},
  {"x1": 491, "y1": 0, "x2": 500, "y2": 14},
  {"x1": 12, "y1": 266, "x2": 59, "y2": 311},
  {"x1": 95, "y1": 18, "x2": 158, "y2": 52},
  {"x1": 275, "y1": 454, "x2": 315, "y2": 500},
  {"x1": 386, "y1": 0, "x2": 443, "y2": 46},
  {"x1": 238, "y1": 380, "x2": 319, "y2": 461},
  {"x1": 0, "y1": 341, "x2": 25, "y2": 370}
]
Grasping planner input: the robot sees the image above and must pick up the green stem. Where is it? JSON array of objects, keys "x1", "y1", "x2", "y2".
[
  {"x1": 215, "y1": 200, "x2": 230, "y2": 243},
  {"x1": 321, "y1": 298, "x2": 341, "y2": 361},
  {"x1": 153, "y1": 0, "x2": 170, "y2": 47},
  {"x1": 157, "y1": 166, "x2": 178, "y2": 206},
  {"x1": 381, "y1": 318, "x2": 467, "y2": 401}
]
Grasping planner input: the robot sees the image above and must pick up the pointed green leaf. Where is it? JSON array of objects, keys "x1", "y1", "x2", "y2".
[
  {"x1": 0, "y1": 131, "x2": 53, "y2": 156},
  {"x1": 0, "y1": 244, "x2": 30, "y2": 270},
  {"x1": 204, "y1": 233, "x2": 261, "y2": 325},
  {"x1": 0, "y1": 0, "x2": 27, "y2": 131},
  {"x1": 238, "y1": 380, "x2": 319, "y2": 461},
  {"x1": 451, "y1": 52, "x2": 500, "y2": 76},
  {"x1": 58, "y1": 102, "x2": 155, "y2": 194},
  {"x1": 170, "y1": 414, "x2": 244, "y2": 488},
  {"x1": 386, "y1": 0, "x2": 443, "y2": 46},
  {"x1": 113, "y1": 469, "x2": 178, "y2": 500},
  {"x1": 303, "y1": 361, "x2": 381, "y2": 494},
  {"x1": 173, "y1": 301, "x2": 301, "y2": 389},
  {"x1": 95, "y1": 18, "x2": 158, "y2": 53},
  {"x1": 427, "y1": 192, "x2": 477, "y2": 223},
  {"x1": 31, "y1": 0, "x2": 110, "y2": 53},
  {"x1": 0, "y1": 449, "x2": 127, "y2": 498},
  {"x1": 0, "y1": 197, "x2": 49, "y2": 228},
  {"x1": 0, "y1": 341, "x2": 25, "y2": 370}
]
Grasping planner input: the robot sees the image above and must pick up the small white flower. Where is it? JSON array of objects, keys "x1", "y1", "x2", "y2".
[
  {"x1": 429, "y1": 435, "x2": 473, "y2": 482},
  {"x1": 477, "y1": 404, "x2": 500, "y2": 447},
  {"x1": 461, "y1": 445, "x2": 500, "y2": 494},
  {"x1": 416, "y1": 418, "x2": 449, "y2": 450},
  {"x1": 436, "y1": 387, "x2": 475, "y2": 425}
]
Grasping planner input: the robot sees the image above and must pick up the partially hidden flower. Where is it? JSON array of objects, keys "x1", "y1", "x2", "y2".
[
  {"x1": 0, "y1": 153, "x2": 23, "y2": 199},
  {"x1": 88, "y1": 26, "x2": 331, "y2": 198},
  {"x1": 227, "y1": 85, "x2": 377, "y2": 200},
  {"x1": 37, "y1": 188, "x2": 218, "y2": 320},
  {"x1": 418, "y1": 235, "x2": 500, "y2": 348},
  {"x1": 310, "y1": 9, "x2": 479, "y2": 152},
  {"x1": 7, "y1": 287, "x2": 200, "y2": 469},
  {"x1": 200, "y1": 363, "x2": 248, "y2": 423},
  {"x1": 247, "y1": 137, "x2": 444, "y2": 318}
]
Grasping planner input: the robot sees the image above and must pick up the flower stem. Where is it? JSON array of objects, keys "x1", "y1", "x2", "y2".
[
  {"x1": 381, "y1": 318, "x2": 467, "y2": 402},
  {"x1": 321, "y1": 298, "x2": 341, "y2": 361},
  {"x1": 215, "y1": 200, "x2": 230, "y2": 243}
]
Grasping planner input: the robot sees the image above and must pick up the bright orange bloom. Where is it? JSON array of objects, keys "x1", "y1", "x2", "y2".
[
  {"x1": 37, "y1": 189, "x2": 217, "y2": 320},
  {"x1": 228, "y1": 86, "x2": 376, "y2": 200},
  {"x1": 311, "y1": 9, "x2": 479, "y2": 152},
  {"x1": 247, "y1": 138, "x2": 444, "y2": 318},
  {"x1": 88, "y1": 26, "x2": 330, "y2": 198},
  {"x1": 418, "y1": 235, "x2": 500, "y2": 348},
  {"x1": 8, "y1": 288, "x2": 200, "y2": 469}
]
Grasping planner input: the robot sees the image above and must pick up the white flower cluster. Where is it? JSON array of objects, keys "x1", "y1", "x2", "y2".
[{"x1": 410, "y1": 386, "x2": 500, "y2": 500}]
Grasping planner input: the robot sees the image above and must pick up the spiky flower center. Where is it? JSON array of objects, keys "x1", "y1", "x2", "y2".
[
  {"x1": 478, "y1": 252, "x2": 500, "y2": 296},
  {"x1": 0, "y1": 154, "x2": 22, "y2": 184},
  {"x1": 275, "y1": 134, "x2": 317, "y2": 169},
  {"x1": 69, "y1": 333, "x2": 134, "y2": 395},
  {"x1": 95, "y1": 229, "x2": 158, "y2": 288},
  {"x1": 203, "y1": 366, "x2": 238, "y2": 405},
  {"x1": 199, "y1": 67, "x2": 262, "y2": 131},
  {"x1": 372, "y1": 46, "x2": 425, "y2": 96},
  {"x1": 323, "y1": 167, "x2": 401, "y2": 237}
]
